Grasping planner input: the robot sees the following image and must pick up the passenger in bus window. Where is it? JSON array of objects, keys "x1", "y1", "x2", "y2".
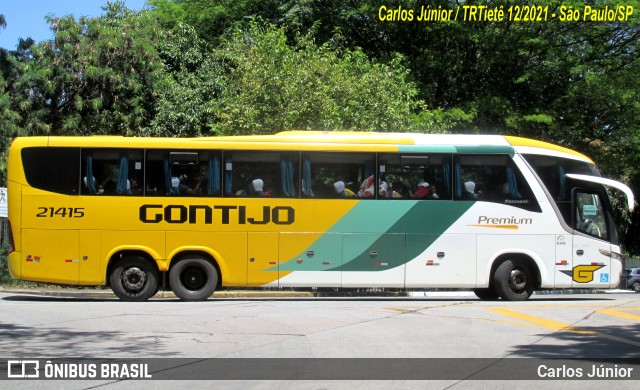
[
  {"x1": 413, "y1": 182, "x2": 430, "y2": 199},
  {"x1": 462, "y1": 181, "x2": 478, "y2": 199},
  {"x1": 427, "y1": 184, "x2": 440, "y2": 199},
  {"x1": 389, "y1": 182, "x2": 407, "y2": 198},
  {"x1": 263, "y1": 183, "x2": 273, "y2": 197},
  {"x1": 250, "y1": 179, "x2": 265, "y2": 196},
  {"x1": 334, "y1": 181, "x2": 356, "y2": 198},
  {"x1": 178, "y1": 174, "x2": 202, "y2": 195},
  {"x1": 379, "y1": 180, "x2": 388, "y2": 197},
  {"x1": 358, "y1": 175, "x2": 387, "y2": 198},
  {"x1": 358, "y1": 175, "x2": 375, "y2": 197},
  {"x1": 129, "y1": 178, "x2": 142, "y2": 195},
  {"x1": 83, "y1": 176, "x2": 104, "y2": 195}
]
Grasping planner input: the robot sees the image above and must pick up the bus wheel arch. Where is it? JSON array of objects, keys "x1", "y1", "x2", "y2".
[
  {"x1": 491, "y1": 254, "x2": 540, "y2": 301},
  {"x1": 169, "y1": 252, "x2": 220, "y2": 301},
  {"x1": 107, "y1": 252, "x2": 159, "y2": 302}
]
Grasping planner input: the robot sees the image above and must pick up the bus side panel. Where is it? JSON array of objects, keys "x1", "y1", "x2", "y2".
[
  {"x1": 166, "y1": 231, "x2": 248, "y2": 287},
  {"x1": 21, "y1": 229, "x2": 80, "y2": 284},
  {"x1": 405, "y1": 234, "x2": 476, "y2": 288},
  {"x1": 79, "y1": 230, "x2": 103, "y2": 285},
  {"x1": 572, "y1": 234, "x2": 612, "y2": 288},
  {"x1": 277, "y1": 232, "x2": 342, "y2": 287},
  {"x1": 248, "y1": 232, "x2": 279, "y2": 287},
  {"x1": 476, "y1": 235, "x2": 554, "y2": 288},
  {"x1": 341, "y1": 233, "x2": 406, "y2": 288}
]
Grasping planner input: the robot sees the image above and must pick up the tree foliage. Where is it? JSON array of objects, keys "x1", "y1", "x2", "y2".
[
  {"x1": 9, "y1": 3, "x2": 163, "y2": 136},
  {"x1": 215, "y1": 22, "x2": 428, "y2": 134}
]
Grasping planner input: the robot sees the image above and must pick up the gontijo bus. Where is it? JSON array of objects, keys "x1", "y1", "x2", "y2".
[{"x1": 6, "y1": 132, "x2": 635, "y2": 301}]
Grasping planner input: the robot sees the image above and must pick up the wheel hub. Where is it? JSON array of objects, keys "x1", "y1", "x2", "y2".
[
  {"x1": 122, "y1": 267, "x2": 147, "y2": 291},
  {"x1": 509, "y1": 269, "x2": 527, "y2": 291},
  {"x1": 182, "y1": 267, "x2": 206, "y2": 291}
]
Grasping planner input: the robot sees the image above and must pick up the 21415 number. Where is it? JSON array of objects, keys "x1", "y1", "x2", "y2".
[{"x1": 36, "y1": 207, "x2": 85, "y2": 218}]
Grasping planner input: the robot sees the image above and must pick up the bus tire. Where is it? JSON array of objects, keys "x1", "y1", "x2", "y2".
[
  {"x1": 109, "y1": 256, "x2": 159, "y2": 302},
  {"x1": 493, "y1": 259, "x2": 534, "y2": 301},
  {"x1": 473, "y1": 288, "x2": 499, "y2": 300},
  {"x1": 169, "y1": 257, "x2": 217, "y2": 301}
]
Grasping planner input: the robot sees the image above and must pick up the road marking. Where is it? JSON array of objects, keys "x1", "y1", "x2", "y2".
[
  {"x1": 491, "y1": 308, "x2": 640, "y2": 348},
  {"x1": 490, "y1": 308, "x2": 577, "y2": 331},
  {"x1": 596, "y1": 308, "x2": 640, "y2": 322}
]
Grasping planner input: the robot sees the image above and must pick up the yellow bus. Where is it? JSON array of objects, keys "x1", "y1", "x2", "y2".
[{"x1": 6, "y1": 132, "x2": 635, "y2": 301}]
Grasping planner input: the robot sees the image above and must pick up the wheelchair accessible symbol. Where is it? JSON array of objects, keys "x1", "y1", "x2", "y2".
[{"x1": 600, "y1": 273, "x2": 609, "y2": 283}]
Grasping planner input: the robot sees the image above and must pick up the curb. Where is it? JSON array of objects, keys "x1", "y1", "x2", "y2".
[
  {"x1": 0, "y1": 287, "x2": 314, "y2": 299},
  {"x1": 0, "y1": 287, "x2": 634, "y2": 299}
]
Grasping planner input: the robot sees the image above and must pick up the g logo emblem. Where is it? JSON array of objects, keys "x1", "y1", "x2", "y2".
[{"x1": 561, "y1": 265, "x2": 605, "y2": 283}]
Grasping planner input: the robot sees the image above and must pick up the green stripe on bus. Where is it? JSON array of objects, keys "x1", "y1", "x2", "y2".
[
  {"x1": 397, "y1": 145, "x2": 514, "y2": 156},
  {"x1": 278, "y1": 201, "x2": 474, "y2": 272},
  {"x1": 278, "y1": 201, "x2": 415, "y2": 271},
  {"x1": 333, "y1": 201, "x2": 474, "y2": 272}
]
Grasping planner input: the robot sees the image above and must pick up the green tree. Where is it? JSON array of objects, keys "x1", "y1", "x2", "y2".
[
  {"x1": 0, "y1": 13, "x2": 21, "y2": 186},
  {"x1": 10, "y1": 2, "x2": 163, "y2": 136},
  {"x1": 148, "y1": 0, "x2": 283, "y2": 47},
  {"x1": 215, "y1": 22, "x2": 434, "y2": 135},
  {"x1": 144, "y1": 23, "x2": 226, "y2": 137}
]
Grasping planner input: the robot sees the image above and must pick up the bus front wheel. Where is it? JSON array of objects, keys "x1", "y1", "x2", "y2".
[
  {"x1": 493, "y1": 259, "x2": 534, "y2": 301},
  {"x1": 109, "y1": 256, "x2": 159, "y2": 302},
  {"x1": 169, "y1": 257, "x2": 218, "y2": 301}
]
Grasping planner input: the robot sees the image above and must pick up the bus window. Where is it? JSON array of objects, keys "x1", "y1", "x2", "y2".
[
  {"x1": 574, "y1": 191, "x2": 608, "y2": 240},
  {"x1": 379, "y1": 154, "x2": 451, "y2": 200},
  {"x1": 522, "y1": 155, "x2": 600, "y2": 201},
  {"x1": 454, "y1": 154, "x2": 540, "y2": 212},
  {"x1": 21, "y1": 147, "x2": 80, "y2": 195},
  {"x1": 146, "y1": 150, "x2": 221, "y2": 197},
  {"x1": 225, "y1": 151, "x2": 298, "y2": 198},
  {"x1": 81, "y1": 149, "x2": 143, "y2": 196},
  {"x1": 301, "y1": 152, "x2": 375, "y2": 198}
]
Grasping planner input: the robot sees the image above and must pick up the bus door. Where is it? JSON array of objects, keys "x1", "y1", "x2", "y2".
[{"x1": 570, "y1": 190, "x2": 611, "y2": 288}]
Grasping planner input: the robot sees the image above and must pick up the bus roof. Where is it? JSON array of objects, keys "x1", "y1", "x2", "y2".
[{"x1": 11, "y1": 131, "x2": 594, "y2": 163}]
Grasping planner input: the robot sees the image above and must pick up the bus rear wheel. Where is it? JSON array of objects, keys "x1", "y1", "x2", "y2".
[
  {"x1": 169, "y1": 257, "x2": 218, "y2": 301},
  {"x1": 109, "y1": 256, "x2": 159, "y2": 302},
  {"x1": 493, "y1": 259, "x2": 534, "y2": 301}
]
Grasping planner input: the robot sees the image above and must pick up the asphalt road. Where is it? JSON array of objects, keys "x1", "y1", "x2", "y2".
[{"x1": 1, "y1": 290, "x2": 638, "y2": 389}]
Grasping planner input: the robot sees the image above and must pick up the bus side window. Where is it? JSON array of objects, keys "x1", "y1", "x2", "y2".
[
  {"x1": 302, "y1": 152, "x2": 374, "y2": 199},
  {"x1": 454, "y1": 154, "x2": 540, "y2": 212},
  {"x1": 227, "y1": 151, "x2": 297, "y2": 198},
  {"x1": 378, "y1": 153, "x2": 451, "y2": 200},
  {"x1": 146, "y1": 151, "x2": 221, "y2": 197},
  {"x1": 21, "y1": 147, "x2": 80, "y2": 195}
]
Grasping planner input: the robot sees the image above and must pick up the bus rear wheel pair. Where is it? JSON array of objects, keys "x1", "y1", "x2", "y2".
[{"x1": 109, "y1": 256, "x2": 218, "y2": 302}]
